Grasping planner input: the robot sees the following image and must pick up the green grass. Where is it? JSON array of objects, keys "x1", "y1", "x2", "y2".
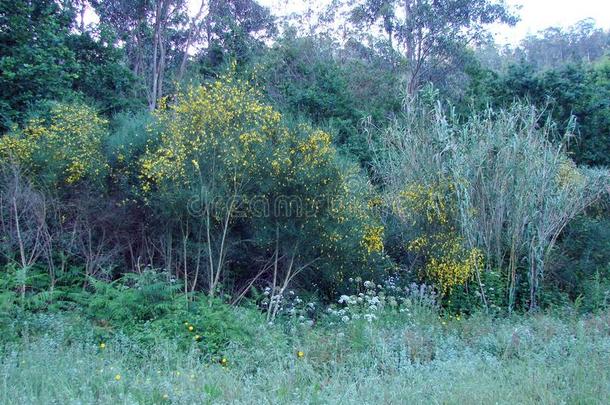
[{"x1": 2, "y1": 307, "x2": 610, "y2": 404}]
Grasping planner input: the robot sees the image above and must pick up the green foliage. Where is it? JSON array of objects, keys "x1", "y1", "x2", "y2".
[
  {"x1": 374, "y1": 95, "x2": 609, "y2": 311},
  {"x1": 546, "y1": 205, "x2": 610, "y2": 307},
  {"x1": 0, "y1": 0, "x2": 78, "y2": 130},
  {"x1": 463, "y1": 56, "x2": 610, "y2": 166},
  {"x1": 257, "y1": 32, "x2": 402, "y2": 163},
  {"x1": 0, "y1": 0, "x2": 138, "y2": 131},
  {"x1": 80, "y1": 272, "x2": 181, "y2": 326},
  {"x1": 68, "y1": 29, "x2": 143, "y2": 114}
]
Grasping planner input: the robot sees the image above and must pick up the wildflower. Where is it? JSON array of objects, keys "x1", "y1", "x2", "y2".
[
  {"x1": 188, "y1": 325, "x2": 194, "y2": 332},
  {"x1": 162, "y1": 394, "x2": 169, "y2": 400},
  {"x1": 364, "y1": 313, "x2": 377, "y2": 322},
  {"x1": 99, "y1": 342, "x2": 106, "y2": 349},
  {"x1": 297, "y1": 351, "x2": 305, "y2": 358},
  {"x1": 194, "y1": 335, "x2": 202, "y2": 342},
  {"x1": 114, "y1": 374, "x2": 121, "y2": 381},
  {"x1": 220, "y1": 358, "x2": 228, "y2": 367}
]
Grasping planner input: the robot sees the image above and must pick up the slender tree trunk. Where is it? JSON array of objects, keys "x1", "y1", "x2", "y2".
[
  {"x1": 150, "y1": 2, "x2": 160, "y2": 110},
  {"x1": 177, "y1": 1, "x2": 206, "y2": 83}
]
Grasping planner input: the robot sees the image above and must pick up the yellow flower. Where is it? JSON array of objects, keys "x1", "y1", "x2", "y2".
[
  {"x1": 297, "y1": 351, "x2": 305, "y2": 359},
  {"x1": 188, "y1": 325, "x2": 194, "y2": 332},
  {"x1": 361, "y1": 225, "x2": 384, "y2": 254},
  {"x1": 220, "y1": 358, "x2": 228, "y2": 367},
  {"x1": 114, "y1": 374, "x2": 121, "y2": 381},
  {"x1": 99, "y1": 342, "x2": 106, "y2": 349}
]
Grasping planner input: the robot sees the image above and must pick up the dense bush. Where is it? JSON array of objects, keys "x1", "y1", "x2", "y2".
[
  {"x1": 138, "y1": 72, "x2": 390, "y2": 301},
  {"x1": 372, "y1": 96, "x2": 609, "y2": 312}
]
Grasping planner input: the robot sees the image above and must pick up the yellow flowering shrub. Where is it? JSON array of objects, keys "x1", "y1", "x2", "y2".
[
  {"x1": 0, "y1": 103, "x2": 109, "y2": 185},
  {"x1": 139, "y1": 74, "x2": 283, "y2": 193},
  {"x1": 398, "y1": 182, "x2": 452, "y2": 225},
  {"x1": 557, "y1": 158, "x2": 585, "y2": 188},
  {"x1": 399, "y1": 181, "x2": 484, "y2": 294},
  {"x1": 138, "y1": 74, "x2": 389, "y2": 293},
  {"x1": 409, "y1": 233, "x2": 483, "y2": 295}
]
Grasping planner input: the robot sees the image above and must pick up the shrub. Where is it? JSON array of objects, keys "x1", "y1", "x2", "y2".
[
  {"x1": 137, "y1": 72, "x2": 389, "y2": 300},
  {"x1": 372, "y1": 95, "x2": 609, "y2": 311},
  {"x1": 0, "y1": 102, "x2": 109, "y2": 187}
]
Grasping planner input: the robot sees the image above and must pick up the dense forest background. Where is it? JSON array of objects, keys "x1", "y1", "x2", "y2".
[{"x1": 1, "y1": 0, "x2": 610, "y2": 319}]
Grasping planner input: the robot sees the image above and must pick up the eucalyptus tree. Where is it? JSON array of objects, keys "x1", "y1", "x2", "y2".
[
  {"x1": 349, "y1": 0, "x2": 518, "y2": 94},
  {"x1": 92, "y1": 0, "x2": 191, "y2": 109}
]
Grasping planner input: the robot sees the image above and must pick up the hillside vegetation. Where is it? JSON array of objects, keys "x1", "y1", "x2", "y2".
[{"x1": 1, "y1": 1, "x2": 610, "y2": 403}]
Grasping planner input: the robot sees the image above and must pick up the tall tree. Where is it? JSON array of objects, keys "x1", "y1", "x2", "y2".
[
  {"x1": 200, "y1": 0, "x2": 276, "y2": 69},
  {"x1": 349, "y1": 0, "x2": 517, "y2": 94},
  {"x1": 92, "y1": 0, "x2": 189, "y2": 110}
]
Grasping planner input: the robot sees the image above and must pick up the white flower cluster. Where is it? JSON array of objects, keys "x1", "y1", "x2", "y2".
[
  {"x1": 327, "y1": 278, "x2": 437, "y2": 324},
  {"x1": 257, "y1": 277, "x2": 437, "y2": 327},
  {"x1": 259, "y1": 287, "x2": 316, "y2": 326}
]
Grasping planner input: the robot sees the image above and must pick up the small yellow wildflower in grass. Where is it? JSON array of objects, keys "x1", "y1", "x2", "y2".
[
  {"x1": 162, "y1": 394, "x2": 169, "y2": 400},
  {"x1": 114, "y1": 374, "x2": 121, "y2": 381},
  {"x1": 220, "y1": 358, "x2": 228, "y2": 367},
  {"x1": 99, "y1": 342, "x2": 106, "y2": 349},
  {"x1": 188, "y1": 325, "x2": 194, "y2": 332},
  {"x1": 194, "y1": 335, "x2": 202, "y2": 342},
  {"x1": 297, "y1": 351, "x2": 305, "y2": 359}
]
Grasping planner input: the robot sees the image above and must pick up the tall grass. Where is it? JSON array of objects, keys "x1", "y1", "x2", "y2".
[
  {"x1": 371, "y1": 99, "x2": 610, "y2": 310},
  {"x1": 2, "y1": 308, "x2": 609, "y2": 404}
]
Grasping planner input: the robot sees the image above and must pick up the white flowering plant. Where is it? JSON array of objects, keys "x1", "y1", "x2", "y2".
[{"x1": 324, "y1": 277, "x2": 438, "y2": 324}]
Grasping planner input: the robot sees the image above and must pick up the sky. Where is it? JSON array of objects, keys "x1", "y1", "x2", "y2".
[
  {"x1": 254, "y1": 0, "x2": 610, "y2": 45},
  {"x1": 489, "y1": 0, "x2": 610, "y2": 44}
]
